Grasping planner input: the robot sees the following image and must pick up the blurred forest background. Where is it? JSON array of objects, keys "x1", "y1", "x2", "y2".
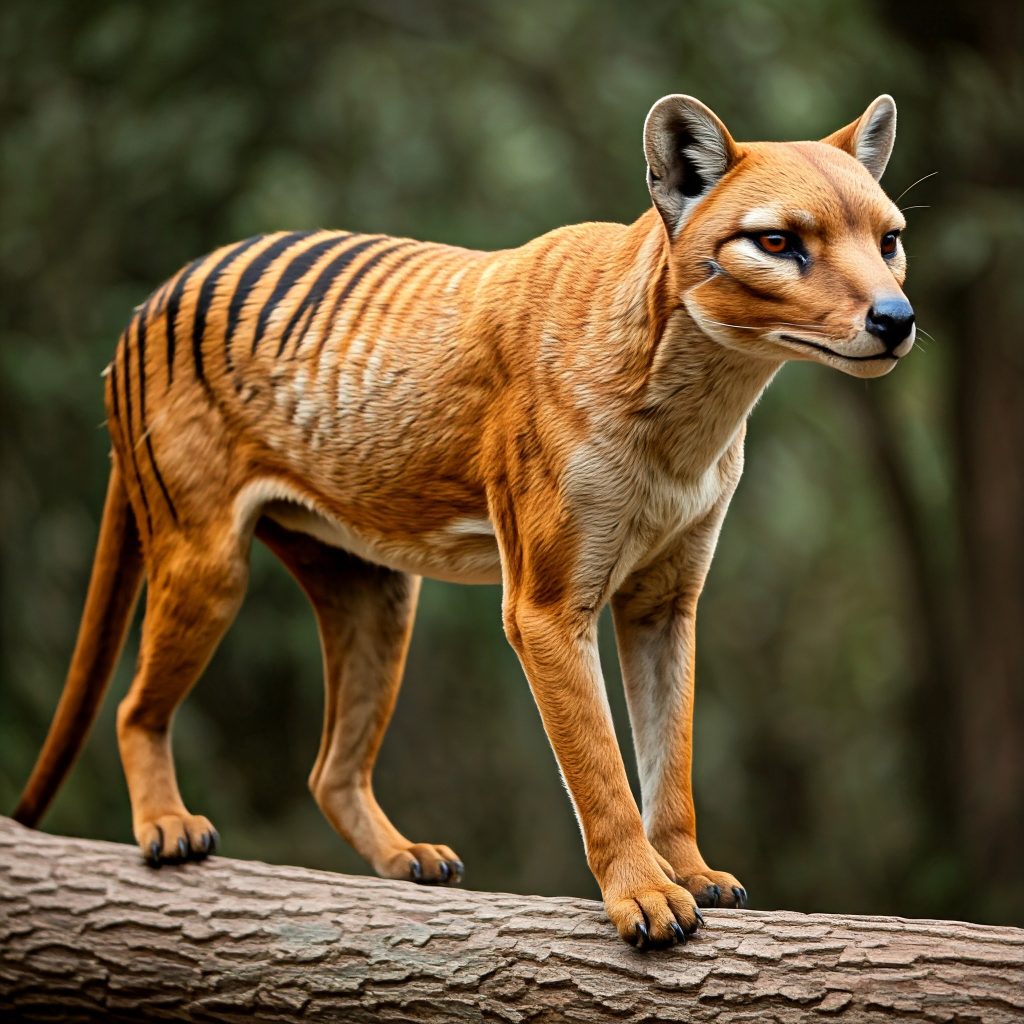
[{"x1": 1, "y1": 1, "x2": 1021, "y2": 926}]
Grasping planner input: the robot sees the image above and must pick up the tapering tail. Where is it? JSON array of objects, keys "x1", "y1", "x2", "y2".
[{"x1": 13, "y1": 462, "x2": 144, "y2": 826}]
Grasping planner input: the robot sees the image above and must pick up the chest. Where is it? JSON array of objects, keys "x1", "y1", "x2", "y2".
[
  {"x1": 638, "y1": 461, "x2": 729, "y2": 542},
  {"x1": 560, "y1": 434, "x2": 740, "y2": 588}
]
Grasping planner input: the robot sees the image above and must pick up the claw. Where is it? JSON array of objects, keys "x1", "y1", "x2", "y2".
[
  {"x1": 200, "y1": 832, "x2": 212, "y2": 854},
  {"x1": 694, "y1": 907, "x2": 706, "y2": 928},
  {"x1": 410, "y1": 859, "x2": 422, "y2": 882},
  {"x1": 732, "y1": 886, "x2": 748, "y2": 908},
  {"x1": 438, "y1": 861, "x2": 450, "y2": 882},
  {"x1": 146, "y1": 827, "x2": 165, "y2": 867},
  {"x1": 177, "y1": 837, "x2": 189, "y2": 860},
  {"x1": 452, "y1": 860, "x2": 465, "y2": 881},
  {"x1": 671, "y1": 921, "x2": 688, "y2": 945},
  {"x1": 209, "y1": 830, "x2": 220, "y2": 853},
  {"x1": 634, "y1": 922, "x2": 650, "y2": 949}
]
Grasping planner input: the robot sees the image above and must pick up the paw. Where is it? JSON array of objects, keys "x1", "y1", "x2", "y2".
[
  {"x1": 603, "y1": 870, "x2": 704, "y2": 950},
  {"x1": 679, "y1": 869, "x2": 748, "y2": 909},
  {"x1": 137, "y1": 813, "x2": 218, "y2": 867},
  {"x1": 378, "y1": 843, "x2": 463, "y2": 885}
]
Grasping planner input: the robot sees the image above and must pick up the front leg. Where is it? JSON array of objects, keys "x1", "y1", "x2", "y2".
[
  {"x1": 503, "y1": 595, "x2": 703, "y2": 947},
  {"x1": 611, "y1": 513, "x2": 749, "y2": 909}
]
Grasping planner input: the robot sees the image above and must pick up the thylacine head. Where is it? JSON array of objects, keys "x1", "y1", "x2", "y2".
[{"x1": 644, "y1": 94, "x2": 913, "y2": 378}]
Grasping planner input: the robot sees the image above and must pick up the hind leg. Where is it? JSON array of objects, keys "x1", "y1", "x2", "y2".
[
  {"x1": 118, "y1": 527, "x2": 249, "y2": 865},
  {"x1": 258, "y1": 519, "x2": 462, "y2": 885}
]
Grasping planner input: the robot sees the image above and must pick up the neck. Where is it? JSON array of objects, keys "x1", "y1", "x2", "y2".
[{"x1": 615, "y1": 210, "x2": 782, "y2": 475}]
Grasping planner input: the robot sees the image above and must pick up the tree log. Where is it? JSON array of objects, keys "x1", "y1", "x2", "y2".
[{"x1": 1, "y1": 817, "x2": 1022, "y2": 1022}]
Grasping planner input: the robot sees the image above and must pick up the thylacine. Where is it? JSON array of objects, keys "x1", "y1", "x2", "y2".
[{"x1": 15, "y1": 94, "x2": 913, "y2": 949}]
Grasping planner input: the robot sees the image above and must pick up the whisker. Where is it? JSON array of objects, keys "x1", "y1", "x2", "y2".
[
  {"x1": 700, "y1": 318, "x2": 832, "y2": 338},
  {"x1": 696, "y1": 317, "x2": 761, "y2": 331},
  {"x1": 916, "y1": 327, "x2": 938, "y2": 343},
  {"x1": 697, "y1": 315, "x2": 837, "y2": 341},
  {"x1": 893, "y1": 171, "x2": 938, "y2": 204},
  {"x1": 900, "y1": 205, "x2": 931, "y2": 213}
]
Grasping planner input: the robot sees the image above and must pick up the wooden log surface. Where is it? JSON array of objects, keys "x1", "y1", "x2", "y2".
[{"x1": 1, "y1": 816, "x2": 1022, "y2": 1022}]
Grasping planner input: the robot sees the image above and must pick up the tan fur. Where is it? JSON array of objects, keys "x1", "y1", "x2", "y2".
[{"x1": 15, "y1": 95, "x2": 911, "y2": 949}]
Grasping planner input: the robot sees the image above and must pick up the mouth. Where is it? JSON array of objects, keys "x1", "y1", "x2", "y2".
[{"x1": 778, "y1": 333, "x2": 897, "y2": 363}]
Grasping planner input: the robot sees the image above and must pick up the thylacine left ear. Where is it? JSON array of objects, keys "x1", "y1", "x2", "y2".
[
  {"x1": 643, "y1": 95, "x2": 739, "y2": 237},
  {"x1": 823, "y1": 95, "x2": 897, "y2": 181}
]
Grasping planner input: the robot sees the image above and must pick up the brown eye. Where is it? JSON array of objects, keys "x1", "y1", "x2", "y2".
[
  {"x1": 881, "y1": 230, "x2": 900, "y2": 257},
  {"x1": 757, "y1": 232, "x2": 790, "y2": 254},
  {"x1": 744, "y1": 230, "x2": 808, "y2": 266}
]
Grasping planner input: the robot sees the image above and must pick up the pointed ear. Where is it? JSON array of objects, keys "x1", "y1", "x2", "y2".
[
  {"x1": 643, "y1": 95, "x2": 739, "y2": 236},
  {"x1": 823, "y1": 95, "x2": 897, "y2": 181}
]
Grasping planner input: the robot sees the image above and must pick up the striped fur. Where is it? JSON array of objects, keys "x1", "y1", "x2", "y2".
[{"x1": 15, "y1": 95, "x2": 912, "y2": 950}]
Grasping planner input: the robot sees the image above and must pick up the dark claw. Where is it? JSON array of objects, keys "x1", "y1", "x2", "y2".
[
  {"x1": 438, "y1": 861, "x2": 450, "y2": 882},
  {"x1": 671, "y1": 921, "x2": 688, "y2": 945},
  {"x1": 732, "y1": 886, "x2": 748, "y2": 908},
  {"x1": 410, "y1": 859, "x2": 422, "y2": 882},
  {"x1": 634, "y1": 922, "x2": 650, "y2": 949},
  {"x1": 694, "y1": 908, "x2": 706, "y2": 928},
  {"x1": 200, "y1": 832, "x2": 213, "y2": 854},
  {"x1": 146, "y1": 826, "x2": 165, "y2": 867},
  {"x1": 209, "y1": 830, "x2": 220, "y2": 853},
  {"x1": 177, "y1": 837, "x2": 189, "y2": 860},
  {"x1": 452, "y1": 860, "x2": 464, "y2": 880}
]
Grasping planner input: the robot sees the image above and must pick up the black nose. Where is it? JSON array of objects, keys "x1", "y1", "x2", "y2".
[{"x1": 866, "y1": 297, "x2": 915, "y2": 351}]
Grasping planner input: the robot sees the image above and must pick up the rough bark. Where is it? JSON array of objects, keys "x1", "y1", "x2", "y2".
[{"x1": 1, "y1": 818, "x2": 1022, "y2": 1023}]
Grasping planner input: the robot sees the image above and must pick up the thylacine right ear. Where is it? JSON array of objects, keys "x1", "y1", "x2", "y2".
[
  {"x1": 643, "y1": 95, "x2": 739, "y2": 237},
  {"x1": 822, "y1": 95, "x2": 897, "y2": 181}
]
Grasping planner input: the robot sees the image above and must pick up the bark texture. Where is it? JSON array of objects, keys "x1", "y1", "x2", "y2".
[{"x1": 1, "y1": 817, "x2": 1022, "y2": 1023}]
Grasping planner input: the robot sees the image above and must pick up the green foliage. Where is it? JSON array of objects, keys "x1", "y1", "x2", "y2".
[{"x1": 1, "y1": 0, "x2": 1021, "y2": 922}]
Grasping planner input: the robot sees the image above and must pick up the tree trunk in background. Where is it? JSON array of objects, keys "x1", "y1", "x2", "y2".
[
  {"x1": 874, "y1": 0, "x2": 1024, "y2": 922},
  {"x1": 2, "y1": 819, "x2": 1023, "y2": 1023},
  {"x1": 957, "y1": 236, "x2": 1024, "y2": 890}
]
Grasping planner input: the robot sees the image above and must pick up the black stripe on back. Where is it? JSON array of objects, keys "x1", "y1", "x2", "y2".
[
  {"x1": 312, "y1": 241, "x2": 419, "y2": 360},
  {"x1": 250, "y1": 234, "x2": 351, "y2": 355},
  {"x1": 121, "y1": 329, "x2": 135, "y2": 451},
  {"x1": 340, "y1": 247, "x2": 428, "y2": 337},
  {"x1": 223, "y1": 231, "x2": 315, "y2": 372},
  {"x1": 143, "y1": 433, "x2": 178, "y2": 524},
  {"x1": 190, "y1": 235, "x2": 265, "y2": 389},
  {"x1": 164, "y1": 255, "x2": 208, "y2": 386},
  {"x1": 118, "y1": 333, "x2": 153, "y2": 535},
  {"x1": 134, "y1": 298, "x2": 152, "y2": 429},
  {"x1": 276, "y1": 235, "x2": 390, "y2": 357},
  {"x1": 132, "y1": 301, "x2": 180, "y2": 524},
  {"x1": 108, "y1": 359, "x2": 122, "y2": 449}
]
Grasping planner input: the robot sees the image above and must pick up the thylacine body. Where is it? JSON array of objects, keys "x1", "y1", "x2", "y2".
[{"x1": 15, "y1": 94, "x2": 913, "y2": 949}]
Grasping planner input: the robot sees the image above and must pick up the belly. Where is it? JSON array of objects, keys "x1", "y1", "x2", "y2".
[{"x1": 263, "y1": 499, "x2": 503, "y2": 585}]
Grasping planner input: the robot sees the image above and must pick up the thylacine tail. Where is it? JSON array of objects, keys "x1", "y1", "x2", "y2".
[{"x1": 13, "y1": 462, "x2": 144, "y2": 827}]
